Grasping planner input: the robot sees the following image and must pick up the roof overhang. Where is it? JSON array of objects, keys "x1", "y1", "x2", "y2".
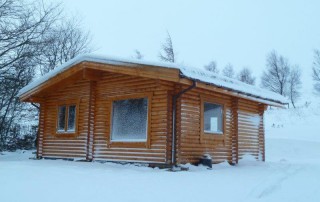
[
  {"x1": 19, "y1": 61, "x2": 181, "y2": 102},
  {"x1": 18, "y1": 55, "x2": 287, "y2": 108}
]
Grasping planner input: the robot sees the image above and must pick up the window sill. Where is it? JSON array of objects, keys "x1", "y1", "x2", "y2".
[
  {"x1": 204, "y1": 131, "x2": 223, "y2": 135},
  {"x1": 55, "y1": 132, "x2": 78, "y2": 138},
  {"x1": 108, "y1": 141, "x2": 149, "y2": 148}
]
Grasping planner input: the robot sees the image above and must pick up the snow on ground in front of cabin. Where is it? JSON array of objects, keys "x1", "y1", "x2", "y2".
[{"x1": 1, "y1": 101, "x2": 320, "y2": 202}]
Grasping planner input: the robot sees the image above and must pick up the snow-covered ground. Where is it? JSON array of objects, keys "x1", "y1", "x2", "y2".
[{"x1": 1, "y1": 101, "x2": 320, "y2": 202}]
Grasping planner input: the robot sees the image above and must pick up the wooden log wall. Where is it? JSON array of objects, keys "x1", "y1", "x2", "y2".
[
  {"x1": 42, "y1": 80, "x2": 91, "y2": 159},
  {"x1": 40, "y1": 71, "x2": 174, "y2": 164},
  {"x1": 86, "y1": 81, "x2": 96, "y2": 160},
  {"x1": 176, "y1": 87, "x2": 233, "y2": 164},
  {"x1": 231, "y1": 98, "x2": 239, "y2": 164},
  {"x1": 37, "y1": 104, "x2": 45, "y2": 158},
  {"x1": 258, "y1": 104, "x2": 266, "y2": 161},
  {"x1": 237, "y1": 99, "x2": 263, "y2": 160},
  {"x1": 92, "y1": 72, "x2": 174, "y2": 164},
  {"x1": 176, "y1": 86, "x2": 265, "y2": 164}
]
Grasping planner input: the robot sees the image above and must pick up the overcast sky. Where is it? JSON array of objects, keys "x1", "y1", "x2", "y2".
[{"x1": 59, "y1": 0, "x2": 320, "y2": 94}]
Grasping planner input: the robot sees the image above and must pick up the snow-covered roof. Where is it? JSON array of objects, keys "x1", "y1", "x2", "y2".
[{"x1": 18, "y1": 54, "x2": 287, "y2": 104}]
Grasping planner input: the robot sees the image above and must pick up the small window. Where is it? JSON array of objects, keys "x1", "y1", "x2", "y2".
[
  {"x1": 203, "y1": 102, "x2": 224, "y2": 134},
  {"x1": 57, "y1": 104, "x2": 77, "y2": 134},
  {"x1": 111, "y1": 97, "x2": 148, "y2": 142}
]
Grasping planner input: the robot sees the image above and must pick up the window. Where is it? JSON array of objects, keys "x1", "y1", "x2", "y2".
[
  {"x1": 56, "y1": 104, "x2": 77, "y2": 134},
  {"x1": 111, "y1": 97, "x2": 148, "y2": 142},
  {"x1": 200, "y1": 96, "x2": 226, "y2": 143},
  {"x1": 57, "y1": 106, "x2": 66, "y2": 132},
  {"x1": 204, "y1": 102, "x2": 223, "y2": 134}
]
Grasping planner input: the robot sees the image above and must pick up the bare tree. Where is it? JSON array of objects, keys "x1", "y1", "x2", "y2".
[
  {"x1": 38, "y1": 17, "x2": 92, "y2": 75},
  {"x1": 0, "y1": 0, "x2": 93, "y2": 151},
  {"x1": 159, "y1": 32, "x2": 175, "y2": 63},
  {"x1": 222, "y1": 63, "x2": 235, "y2": 78},
  {"x1": 288, "y1": 66, "x2": 302, "y2": 108},
  {"x1": 204, "y1": 61, "x2": 219, "y2": 74},
  {"x1": 313, "y1": 50, "x2": 320, "y2": 93},
  {"x1": 237, "y1": 67, "x2": 256, "y2": 85},
  {"x1": 0, "y1": 0, "x2": 61, "y2": 150},
  {"x1": 133, "y1": 49, "x2": 143, "y2": 60},
  {"x1": 261, "y1": 50, "x2": 290, "y2": 96}
]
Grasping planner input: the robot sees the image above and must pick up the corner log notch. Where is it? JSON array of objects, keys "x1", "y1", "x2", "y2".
[
  {"x1": 258, "y1": 104, "x2": 266, "y2": 161},
  {"x1": 231, "y1": 98, "x2": 239, "y2": 164},
  {"x1": 171, "y1": 80, "x2": 196, "y2": 166},
  {"x1": 86, "y1": 80, "x2": 97, "y2": 161}
]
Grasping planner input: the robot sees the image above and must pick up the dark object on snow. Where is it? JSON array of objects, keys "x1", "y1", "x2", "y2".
[{"x1": 199, "y1": 154, "x2": 212, "y2": 168}]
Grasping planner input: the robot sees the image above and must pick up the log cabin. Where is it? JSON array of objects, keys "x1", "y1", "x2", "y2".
[{"x1": 18, "y1": 55, "x2": 286, "y2": 166}]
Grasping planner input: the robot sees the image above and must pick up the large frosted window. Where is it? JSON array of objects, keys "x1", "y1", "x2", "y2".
[
  {"x1": 56, "y1": 104, "x2": 77, "y2": 133},
  {"x1": 204, "y1": 102, "x2": 223, "y2": 134},
  {"x1": 111, "y1": 97, "x2": 148, "y2": 141}
]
